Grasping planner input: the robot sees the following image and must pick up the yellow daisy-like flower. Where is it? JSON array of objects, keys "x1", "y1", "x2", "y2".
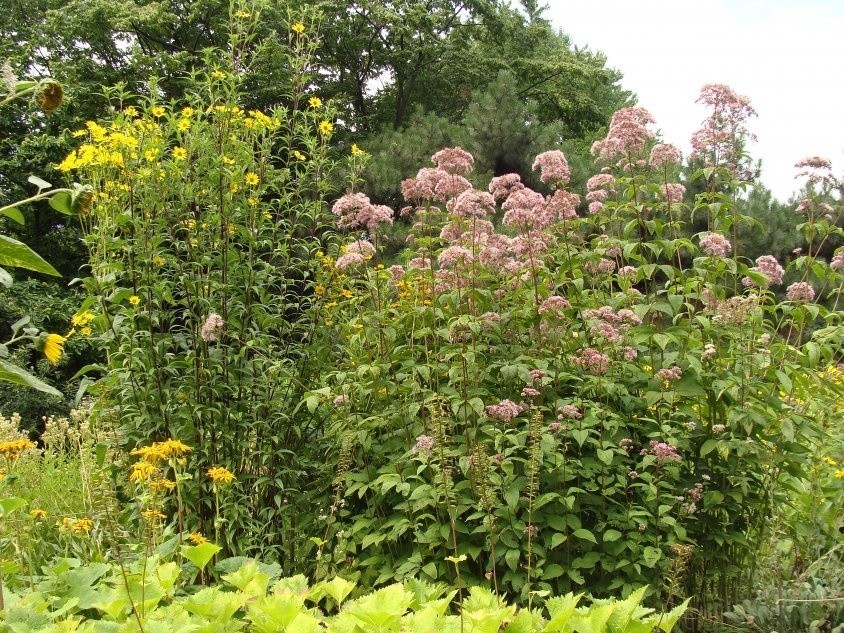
[
  {"x1": 80, "y1": 327, "x2": 92, "y2": 337},
  {"x1": 291, "y1": 22, "x2": 305, "y2": 34},
  {"x1": 172, "y1": 146, "x2": 187, "y2": 161},
  {"x1": 351, "y1": 143, "x2": 364, "y2": 156},
  {"x1": 0, "y1": 439, "x2": 35, "y2": 460},
  {"x1": 211, "y1": 70, "x2": 227, "y2": 79},
  {"x1": 234, "y1": 10, "x2": 250, "y2": 18},
  {"x1": 70, "y1": 518, "x2": 94, "y2": 534},
  {"x1": 244, "y1": 172, "x2": 259, "y2": 186},
  {"x1": 159, "y1": 439, "x2": 192, "y2": 458},
  {"x1": 318, "y1": 121, "x2": 334, "y2": 136},
  {"x1": 124, "y1": 106, "x2": 138, "y2": 117},
  {"x1": 187, "y1": 532, "x2": 208, "y2": 545},
  {"x1": 834, "y1": 468, "x2": 844, "y2": 479},
  {"x1": 144, "y1": 147, "x2": 160, "y2": 161},
  {"x1": 150, "y1": 106, "x2": 166, "y2": 118},
  {"x1": 207, "y1": 466, "x2": 236, "y2": 485},
  {"x1": 30, "y1": 508, "x2": 47, "y2": 520},
  {"x1": 141, "y1": 508, "x2": 166, "y2": 521},
  {"x1": 129, "y1": 460, "x2": 157, "y2": 483},
  {"x1": 42, "y1": 333, "x2": 66, "y2": 365},
  {"x1": 248, "y1": 197, "x2": 260, "y2": 208},
  {"x1": 129, "y1": 295, "x2": 140, "y2": 306},
  {"x1": 71, "y1": 311, "x2": 95, "y2": 327},
  {"x1": 222, "y1": 156, "x2": 235, "y2": 165},
  {"x1": 71, "y1": 129, "x2": 87, "y2": 138},
  {"x1": 149, "y1": 478, "x2": 176, "y2": 492},
  {"x1": 177, "y1": 118, "x2": 191, "y2": 132},
  {"x1": 308, "y1": 96, "x2": 322, "y2": 108},
  {"x1": 292, "y1": 150, "x2": 306, "y2": 161},
  {"x1": 181, "y1": 107, "x2": 195, "y2": 117}
]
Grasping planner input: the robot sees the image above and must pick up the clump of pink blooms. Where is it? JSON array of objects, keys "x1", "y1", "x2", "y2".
[
  {"x1": 413, "y1": 435, "x2": 435, "y2": 455},
  {"x1": 649, "y1": 143, "x2": 682, "y2": 169},
  {"x1": 690, "y1": 83, "x2": 757, "y2": 179},
  {"x1": 331, "y1": 192, "x2": 393, "y2": 231},
  {"x1": 831, "y1": 251, "x2": 844, "y2": 271},
  {"x1": 641, "y1": 440, "x2": 681, "y2": 463},
  {"x1": 591, "y1": 106, "x2": 656, "y2": 170},
  {"x1": 532, "y1": 150, "x2": 571, "y2": 185},
  {"x1": 557, "y1": 405, "x2": 582, "y2": 420},
  {"x1": 538, "y1": 295, "x2": 571, "y2": 315},
  {"x1": 699, "y1": 233, "x2": 732, "y2": 258},
  {"x1": 794, "y1": 156, "x2": 837, "y2": 189},
  {"x1": 201, "y1": 312, "x2": 224, "y2": 342},
  {"x1": 786, "y1": 282, "x2": 815, "y2": 303},
  {"x1": 488, "y1": 173, "x2": 524, "y2": 201},
  {"x1": 661, "y1": 183, "x2": 686, "y2": 204},
  {"x1": 485, "y1": 399, "x2": 524, "y2": 422},
  {"x1": 656, "y1": 366, "x2": 683, "y2": 388},
  {"x1": 432, "y1": 147, "x2": 474, "y2": 175},
  {"x1": 573, "y1": 348, "x2": 611, "y2": 375},
  {"x1": 586, "y1": 173, "x2": 616, "y2": 214},
  {"x1": 742, "y1": 255, "x2": 785, "y2": 288}
]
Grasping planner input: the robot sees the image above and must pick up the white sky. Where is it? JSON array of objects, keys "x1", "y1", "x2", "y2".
[{"x1": 545, "y1": 0, "x2": 844, "y2": 201}]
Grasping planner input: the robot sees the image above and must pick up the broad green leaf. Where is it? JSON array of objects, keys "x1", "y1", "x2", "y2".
[
  {"x1": 0, "y1": 359, "x2": 62, "y2": 397},
  {"x1": 0, "y1": 234, "x2": 59, "y2": 275},
  {"x1": 49, "y1": 190, "x2": 73, "y2": 215},
  {"x1": 603, "y1": 529, "x2": 622, "y2": 543},
  {"x1": 181, "y1": 542, "x2": 221, "y2": 572},
  {"x1": 572, "y1": 528, "x2": 597, "y2": 544},
  {"x1": 0, "y1": 497, "x2": 28, "y2": 516},
  {"x1": 0, "y1": 205, "x2": 24, "y2": 225}
]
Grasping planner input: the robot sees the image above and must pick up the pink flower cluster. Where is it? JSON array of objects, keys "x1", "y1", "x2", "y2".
[
  {"x1": 573, "y1": 348, "x2": 610, "y2": 375},
  {"x1": 699, "y1": 233, "x2": 732, "y2": 258},
  {"x1": 661, "y1": 183, "x2": 686, "y2": 204},
  {"x1": 690, "y1": 83, "x2": 757, "y2": 178},
  {"x1": 641, "y1": 440, "x2": 681, "y2": 463},
  {"x1": 538, "y1": 295, "x2": 571, "y2": 315},
  {"x1": 656, "y1": 366, "x2": 682, "y2": 387},
  {"x1": 431, "y1": 147, "x2": 474, "y2": 175},
  {"x1": 649, "y1": 143, "x2": 682, "y2": 168},
  {"x1": 591, "y1": 106, "x2": 656, "y2": 168},
  {"x1": 586, "y1": 173, "x2": 616, "y2": 214},
  {"x1": 488, "y1": 173, "x2": 524, "y2": 201},
  {"x1": 532, "y1": 150, "x2": 571, "y2": 185},
  {"x1": 786, "y1": 282, "x2": 815, "y2": 303},
  {"x1": 485, "y1": 399, "x2": 524, "y2": 422},
  {"x1": 413, "y1": 434, "x2": 435, "y2": 455},
  {"x1": 201, "y1": 312, "x2": 224, "y2": 342},
  {"x1": 557, "y1": 405, "x2": 582, "y2": 420},
  {"x1": 831, "y1": 251, "x2": 844, "y2": 272},
  {"x1": 794, "y1": 156, "x2": 837, "y2": 189},
  {"x1": 743, "y1": 254, "x2": 785, "y2": 288},
  {"x1": 331, "y1": 192, "x2": 393, "y2": 231}
]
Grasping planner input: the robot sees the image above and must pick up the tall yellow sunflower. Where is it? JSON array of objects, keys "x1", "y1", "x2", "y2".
[{"x1": 42, "y1": 333, "x2": 66, "y2": 365}]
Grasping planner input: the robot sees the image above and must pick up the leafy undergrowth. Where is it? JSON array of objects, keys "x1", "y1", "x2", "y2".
[{"x1": 1, "y1": 554, "x2": 688, "y2": 633}]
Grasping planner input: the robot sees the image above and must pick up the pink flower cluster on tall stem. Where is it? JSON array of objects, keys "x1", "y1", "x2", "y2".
[{"x1": 690, "y1": 83, "x2": 757, "y2": 179}]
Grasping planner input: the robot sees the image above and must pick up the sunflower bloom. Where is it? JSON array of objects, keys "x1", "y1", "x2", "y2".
[
  {"x1": 187, "y1": 532, "x2": 208, "y2": 545},
  {"x1": 42, "y1": 333, "x2": 66, "y2": 365}
]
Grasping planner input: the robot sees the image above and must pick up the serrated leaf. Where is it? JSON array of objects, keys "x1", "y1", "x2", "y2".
[
  {"x1": 181, "y1": 542, "x2": 221, "y2": 571},
  {"x1": 0, "y1": 234, "x2": 59, "y2": 275}
]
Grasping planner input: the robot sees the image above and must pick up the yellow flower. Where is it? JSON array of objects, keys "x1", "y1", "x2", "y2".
[
  {"x1": 291, "y1": 22, "x2": 306, "y2": 34},
  {"x1": 0, "y1": 439, "x2": 36, "y2": 460},
  {"x1": 187, "y1": 532, "x2": 208, "y2": 545},
  {"x1": 144, "y1": 147, "x2": 160, "y2": 161},
  {"x1": 308, "y1": 96, "x2": 322, "y2": 108},
  {"x1": 153, "y1": 256, "x2": 165, "y2": 267},
  {"x1": 124, "y1": 106, "x2": 138, "y2": 117},
  {"x1": 292, "y1": 150, "x2": 306, "y2": 161},
  {"x1": 141, "y1": 508, "x2": 166, "y2": 521},
  {"x1": 71, "y1": 129, "x2": 87, "y2": 138},
  {"x1": 151, "y1": 106, "x2": 166, "y2": 118},
  {"x1": 70, "y1": 518, "x2": 94, "y2": 534},
  {"x1": 71, "y1": 311, "x2": 95, "y2": 327},
  {"x1": 249, "y1": 197, "x2": 260, "y2": 208},
  {"x1": 244, "y1": 172, "x2": 259, "y2": 186},
  {"x1": 42, "y1": 333, "x2": 66, "y2": 365},
  {"x1": 129, "y1": 295, "x2": 141, "y2": 306},
  {"x1": 222, "y1": 156, "x2": 235, "y2": 165},
  {"x1": 230, "y1": 182, "x2": 239, "y2": 193},
  {"x1": 211, "y1": 70, "x2": 227, "y2": 79},
  {"x1": 351, "y1": 143, "x2": 363, "y2": 156},
  {"x1": 181, "y1": 107, "x2": 195, "y2": 117},
  {"x1": 314, "y1": 285, "x2": 326, "y2": 296},
  {"x1": 835, "y1": 469, "x2": 844, "y2": 479},
  {"x1": 159, "y1": 439, "x2": 192, "y2": 458},
  {"x1": 80, "y1": 327, "x2": 92, "y2": 337},
  {"x1": 172, "y1": 146, "x2": 187, "y2": 161},
  {"x1": 30, "y1": 509, "x2": 47, "y2": 520},
  {"x1": 207, "y1": 466, "x2": 236, "y2": 485},
  {"x1": 177, "y1": 118, "x2": 191, "y2": 132},
  {"x1": 318, "y1": 121, "x2": 334, "y2": 136},
  {"x1": 129, "y1": 460, "x2": 157, "y2": 483},
  {"x1": 149, "y1": 478, "x2": 176, "y2": 492},
  {"x1": 821, "y1": 456, "x2": 837, "y2": 466},
  {"x1": 234, "y1": 10, "x2": 250, "y2": 18}
]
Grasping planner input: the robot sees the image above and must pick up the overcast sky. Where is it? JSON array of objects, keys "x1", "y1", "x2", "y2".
[{"x1": 544, "y1": 0, "x2": 844, "y2": 201}]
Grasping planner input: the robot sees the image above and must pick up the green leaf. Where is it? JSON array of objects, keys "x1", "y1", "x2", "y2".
[
  {"x1": 181, "y1": 542, "x2": 221, "y2": 571},
  {"x1": 28, "y1": 175, "x2": 52, "y2": 190},
  {"x1": 0, "y1": 497, "x2": 28, "y2": 516},
  {"x1": 0, "y1": 206, "x2": 24, "y2": 225},
  {"x1": 542, "y1": 564, "x2": 564, "y2": 580},
  {"x1": 572, "y1": 529, "x2": 597, "y2": 544},
  {"x1": 0, "y1": 359, "x2": 62, "y2": 397},
  {"x1": 642, "y1": 546, "x2": 662, "y2": 568},
  {"x1": 0, "y1": 267, "x2": 11, "y2": 287},
  {"x1": 49, "y1": 191, "x2": 73, "y2": 215},
  {"x1": 603, "y1": 529, "x2": 622, "y2": 543},
  {"x1": 657, "y1": 597, "x2": 691, "y2": 632},
  {"x1": 0, "y1": 234, "x2": 59, "y2": 275}
]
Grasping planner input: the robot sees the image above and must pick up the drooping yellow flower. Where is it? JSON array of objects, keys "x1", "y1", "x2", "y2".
[
  {"x1": 30, "y1": 508, "x2": 47, "y2": 520},
  {"x1": 71, "y1": 311, "x2": 95, "y2": 327},
  {"x1": 351, "y1": 143, "x2": 363, "y2": 156},
  {"x1": 308, "y1": 96, "x2": 322, "y2": 108},
  {"x1": 318, "y1": 121, "x2": 334, "y2": 136},
  {"x1": 149, "y1": 478, "x2": 176, "y2": 493},
  {"x1": 158, "y1": 439, "x2": 192, "y2": 458},
  {"x1": 291, "y1": 22, "x2": 306, "y2": 34},
  {"x1": 207, "y1": 466, "x2": 236, "y2": 485},
  {"x1": 141, "y1": 508, "x2": 166, "y2": 521},
  {"x1": 187, "y1": 532, "x2": 208, "y2": 545},
  {"x1": 292, "y1": 150, "x2": 306, "y2": 161},
  {"x1": 172, "y1": 146, "x2": 187, "y2": 161},
  {"x1": 42, "y1": 333, "x2": 66, "y2": 365},
  {"x1": 129, "y1": 460, "x2": 157, "y2": 483}
]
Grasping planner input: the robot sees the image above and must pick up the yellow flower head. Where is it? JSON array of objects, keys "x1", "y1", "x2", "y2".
[
  {"x1": 70, "y1": 518, "x2": 94, "y2": 534},
  {"x1": 149, "y1": 478, "x2": 176, "y2": 492},
  {"x1": 71, "y1": 311, "x2": 95, "y2": 327},
  {"x1": 124, "y1": 106, "x2": 138, "y2": 118},
  {"x1": 234, "y1": 10, "x2": 250, "y2": 18},
  {"x1": 172, "y1": 146, "x2": 187, "y2": 161},
  {"x1": 30, "y1": 508, "x2": 47, "y2": 520},
  {"x1": 141, "y1": 508, "x2": 166, "y2": 521},
  {"x1": 42, "y1": 333, "x2": 66, "y2": 365},
  {"x1": 177, "y1": 118, "x2": 191, "y2": 132},
  {"x1": 292, "y1": 150, "x2": 306, "y2": 161},
  {"x1": 129, "y1": 460, "x2": 157, "y2": 483},
  {"x1": 207, "y1": 466, "x2": 236, "y2": 485},
  {"x1": 244, "y1": 172, "x2": 260, "y2": 186},
  {"x1": 181, "y1": 107, "x2": 195, "y2": 117},
  {"x1": 211, "y1": 70, "x2": 227, "y2": 79},
  {"x1": 151, "y1": 106, "x2": 166, "y2": 118},
  {"x1": 129, "y1": 295, "x2": 140, "y2": 306},
  {"x1": 351, "y1": 143, "x2": 364, "y2": 156},
  {"x1": 291, "y1": 22, "x2": 306, "y2": 34},
  {"x1": 0, "y1": 439, "x2": 36, "y2": 460},
  {"x1": 308, "y1": 96, "x2": 322, "y2": 108},
  {"x1": 318, "y1": 121, "x2": 334, "y2": 136},
  {"x1": 187, "y1": 532, "x2": 208, "y2": 545}
]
